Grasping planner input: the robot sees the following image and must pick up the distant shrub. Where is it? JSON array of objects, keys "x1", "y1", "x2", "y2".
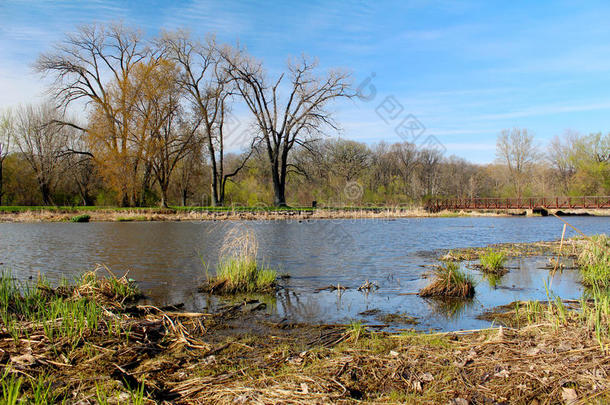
[{"x1": 70, "y1": 214, "x2": 91, "y2": 223}]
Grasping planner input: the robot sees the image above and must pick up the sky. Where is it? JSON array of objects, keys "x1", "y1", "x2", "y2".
[{"x1": 2, "y1": 0, "x2": 610, "y2": 163}]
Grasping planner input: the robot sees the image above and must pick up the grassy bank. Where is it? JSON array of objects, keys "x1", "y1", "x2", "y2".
[
  {"x1": 2, "y1": 272, "x2": 610, "y2": 403},
  {"x1": 0, "y1": 205, "x2": 578, "y2": 223}
]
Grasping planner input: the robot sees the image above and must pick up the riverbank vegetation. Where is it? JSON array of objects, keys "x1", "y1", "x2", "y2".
[
  {"x1": 479, "y1": 249, "x2": 507, "y2": 274},
  {"x1": 419, "y1": 262, "x2": 475, "y2": 298},
  {"x1": 199, "y1": 228, "x2": 277, "y2": 294},
  {"x1": 578, "y1": 234, "x2": 610, "y2": 288},
  {"x1": 0, "y1": 22, "x2": 608, "y2": 209},
  {"x1": 1, "y1": 235, "x2": 610, "y2": 403},
  {"x1": 1, "y1": 275, "x2": 609, "y2": 403}
]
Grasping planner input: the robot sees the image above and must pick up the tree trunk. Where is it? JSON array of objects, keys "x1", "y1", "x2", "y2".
[
  {"x1": 40, "y1": 182, "x2": 52, "y2": 206},
  {"x1": 159, "y1": 182, "x2": 169, "y2": 208},
  {"x1": 271, "y1": 170, "x2": 287, "y2": 207},
  {"x1": 0, "y1": 159, "x2": 3, "y2": 206},
  {"x1": 210, "y1": 171, "x2": 219, "y2": 207},
  {"x1": 181, "y1": 189, "x2": 188, "y2": 207}
]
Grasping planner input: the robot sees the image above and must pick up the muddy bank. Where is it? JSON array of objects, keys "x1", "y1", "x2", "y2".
[
  {"x1": 3, "y1": 206, "x2": 606, "y2": 223},
  {"x1": 3, "y1": 271, "x2": 610, "y2": 404}
]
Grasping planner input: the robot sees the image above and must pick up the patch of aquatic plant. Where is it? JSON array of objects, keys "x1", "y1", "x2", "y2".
[
  {"x1": 77, "y1": 266, "x2": 141, "y2": 303},
  {"x1": 419, "y1": 262, "x2": 475, "y2": 298},
  {"x1": 577, "y1": 234, "x2": 610, "y2": 288},
  {"x1": 479, "y1": 249, "x2": 507, "y2": 274},
  {"x1": 207, "y1": 257, "x2": 277, "y2": 294},
  {"x1": 200, "y1": 227, "x2": 277, "y2": 294},
  {"x1": 0, "y1": 269, "x2": 140, "y2": 345},
  {"x1": 70, "y1": 214, "x2": 91, "y2": 223},
  {"x1": 346, "y1": 320, "x2": 367, "y2": 342},
  {"x1": 116, "y1": 215, "x2": 148, "y2": 222},
  {"x1": 376, "y1": 312, "x2": 419, "y2": 325}
]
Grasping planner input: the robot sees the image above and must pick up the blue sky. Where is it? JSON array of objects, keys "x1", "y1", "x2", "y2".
[{"x1": 2, "y1": 1, "x2": 610, "y2": 162}]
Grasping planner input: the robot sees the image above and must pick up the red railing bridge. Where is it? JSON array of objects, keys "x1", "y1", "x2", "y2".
[{"x1": 425, "y1": 196, "x2": 610, "y2": 213}]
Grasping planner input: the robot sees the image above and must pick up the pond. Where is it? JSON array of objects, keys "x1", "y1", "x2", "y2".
[{"x1": 1, "y1": 216, "x2": 609, "y2": 331}]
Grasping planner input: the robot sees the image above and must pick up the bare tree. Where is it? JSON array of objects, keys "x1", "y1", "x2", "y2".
[
  {"x1": 14, "y1": 104, "x2": 70, "y2": 205},
  {"x1": 390, "y1": 142, "x2": 418, "y2": 196},
  {"x1": 547, "y1": 132, "x2": 577, "y2": 194},
  {"x1": 417, "y1": 148, "x2": 442, "y2": 197},
  {"x1": 0, "y1": 110, "x2": 13, "y2": 205},
  {"x1": 223, "y1": 48, "x2": 353, "y2": 206},
  {"x1": 159, "y1": 31, "x2": 251, "y2": 206},
  {"x1": 496, "y1": 128, "x2": 539, "y2": 197},
  {"x1": 36, "y1": 23, "x2": 152, "y2": 206}
]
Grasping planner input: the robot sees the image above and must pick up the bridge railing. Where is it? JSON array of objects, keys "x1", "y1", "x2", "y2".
[{"x1": 425, "y1": 196, "x2": 610, "y2": 212}]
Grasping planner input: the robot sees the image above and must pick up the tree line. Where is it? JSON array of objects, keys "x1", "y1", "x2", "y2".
[{"x1": 0, "y1": 23, "x2": 608, "y2": 208}]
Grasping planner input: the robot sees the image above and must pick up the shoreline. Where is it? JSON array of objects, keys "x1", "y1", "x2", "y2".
[
  {"x1": 2, "y1": 268, "x2": 609, "y2": 403},
  {"x1": 0, "y1": 206, "x2": 607, "y2": 223}
]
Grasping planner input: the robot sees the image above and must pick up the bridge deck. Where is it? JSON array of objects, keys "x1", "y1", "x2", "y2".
[{"x1": 426, "y1": 196, "x2": 610, "y2": 212}]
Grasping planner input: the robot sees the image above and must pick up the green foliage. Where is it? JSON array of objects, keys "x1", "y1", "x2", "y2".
[
  {"x1": 419, "y1": 262, "x2": 475, "y2": 298},
  {"x1": 578, "y1": 234, "x2": 610, "y2": 288},
  {"x1": 213, "y1": 257, "x2": 277, "y2": 293},
  {"x1": 202, "y1": 227, "x2": 277, "y2": 294},
  {"x1": 479, "y1": 249, "x2": 507, "y2": 273},
  {"x1": 116, "y1": 215, "x2": 148, "y2": 222},
  {"x1": 70, "y1": 214, "x2": 91, "y2": 222},
  {"x1": 1, "y1": 370, "x2": 21, "y2": 405}
]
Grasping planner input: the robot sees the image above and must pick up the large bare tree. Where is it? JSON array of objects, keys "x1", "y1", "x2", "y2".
[
  {"x1": 36, "y1": 23, "x2": 153, "y2": 206},
  {"x1": 496, "y1": 128, "x2": 539, "y2": 197},
  {"x1": 159, "y1": 31, "x2": 251, "y2": 206},
  {"x1": 223, "y1": 48, "x2": 352, "y2": 206}
]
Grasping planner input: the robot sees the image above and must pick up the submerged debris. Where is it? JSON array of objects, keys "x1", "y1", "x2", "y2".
[
  {"x1": 357, "y1": 279, "x2": 379, "y2": 291},
  {"x1": 315, "y1": 283, "x2": 349, "y2": 292}
]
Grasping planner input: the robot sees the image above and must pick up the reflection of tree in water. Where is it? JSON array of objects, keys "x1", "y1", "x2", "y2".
[
  {"x1": 277, "y1": 289, "x2": 322, "y2": 323},
  {"x1": 425, "y1": 297, "x2": 475, "y2": 320}
]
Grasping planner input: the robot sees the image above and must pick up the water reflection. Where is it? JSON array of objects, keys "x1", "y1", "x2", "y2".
[{"x1": 1, "y1": 217, "x2": 609, "y2": 331}]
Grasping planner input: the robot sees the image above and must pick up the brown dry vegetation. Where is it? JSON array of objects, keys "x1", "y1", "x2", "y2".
[
  {"x1": 0, "y1": 207, "x2": 588, "y2": 223},
  {"x1": 4, "y1": 297, "x2": 610, "y2": 404}
]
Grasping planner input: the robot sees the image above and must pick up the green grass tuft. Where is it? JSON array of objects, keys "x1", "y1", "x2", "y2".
[
  {"x1": 116, "y1": 215, "x2": 148, "y2": 222},
  {"x1": 208, "y1": 257, "x2": 277, "y2": 294},
  {"x1": 578, "y1": 234, "x2": 610, "y2": 288},
  {"x1": 70, "y1": 214, "x2": 91, "y2": 223},
  {"x1": 200, "y1": 226, "x2": 277, "y2": 294},
  {"x1": 419, "y1": 262, "x2": 475, "y2": 298},
  {"x1": 479, "y1": 249, "x2": 507, "y2": 273}
]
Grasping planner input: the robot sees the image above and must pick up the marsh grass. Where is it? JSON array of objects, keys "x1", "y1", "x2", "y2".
[
  {"x1": 70, "y1": 214, "x2": 91, "y2": 223},
  {"x1": 200, "y1": 227, "x2": 277, "y2": 294},
  {"x1": 0, "y1": 269, "x2": 139, "y2": 346},
  {"x1": 419, "y1": 262, "x2": 475, "y2": 298},
  {"x1": 578, "y1": 234, "x2": 610, "y2": 288},
  {"x1": 116, "y1": 215, "x2": 148, "y2": 222},
  {"x1": 479, "y1": 249, "x2": 507, "y2": 274},
  {"x1": 1, "y1": 369, "x2": 21, "y2": 405}
]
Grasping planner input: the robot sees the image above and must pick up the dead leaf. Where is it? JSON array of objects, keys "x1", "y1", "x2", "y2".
[
  {"x1": 561, "y1": 387, "x2": 577, "y2": 405},
  {"x1": 420, "y1": 372, "x2": 434, "y2": 382},
  {"x1": 10, "y1": 353, "x2": 36, "y2": 366}
]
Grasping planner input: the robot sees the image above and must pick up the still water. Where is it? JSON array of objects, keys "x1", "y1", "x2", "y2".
[{"x1": 1, "y1": 216, "x2": 609, "y2": 331}]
